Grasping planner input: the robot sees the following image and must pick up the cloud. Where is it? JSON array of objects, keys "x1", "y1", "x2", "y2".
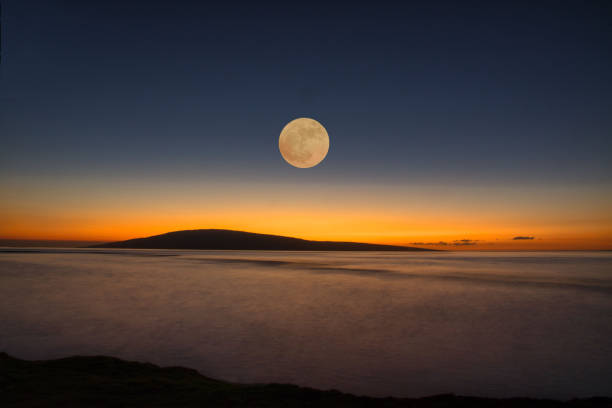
[
  {"x1": 410, "y1": 241, "x2": 449, "y2": 246},
  {"x1": 410, "y1": 239, "x2": 479, "y2": 246},
  {"x1": 451, "y1": 239, "x2": 478, "y2": 246},
  {"x1": 513, "y1": 236, "x2": 535, "y2": 240}
]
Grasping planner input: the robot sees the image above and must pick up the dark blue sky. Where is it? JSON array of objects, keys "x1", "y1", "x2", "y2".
[{"x1": 1, "y1": 0, "x2": 611, "y2": 186}]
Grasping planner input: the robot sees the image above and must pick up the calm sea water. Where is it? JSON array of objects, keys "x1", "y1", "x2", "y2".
[{"x1": 0, "y1": 249, "x2": 611, "y2": 398}]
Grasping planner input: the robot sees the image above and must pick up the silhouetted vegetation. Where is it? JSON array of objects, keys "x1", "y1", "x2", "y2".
[{"x1": 1, "y1": 353, "x2": 609, "y2": 407}]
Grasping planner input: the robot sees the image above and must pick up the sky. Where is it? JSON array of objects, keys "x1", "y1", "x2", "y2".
[{"x1": 1, "y1": 0, "x2": 611, "y2": 249}]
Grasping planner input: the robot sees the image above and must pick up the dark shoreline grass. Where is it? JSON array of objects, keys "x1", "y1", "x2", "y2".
[{"x1": 1, "y1": 353, "x2": 610, "y2": 407}]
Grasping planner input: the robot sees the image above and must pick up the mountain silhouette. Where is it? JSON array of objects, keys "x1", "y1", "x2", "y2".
[{"x1": 91, "y1": 229, "x2": 431, "y2": 251}]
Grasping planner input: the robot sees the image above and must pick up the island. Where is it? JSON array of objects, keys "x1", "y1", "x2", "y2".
[{"x1": 90, "y1": 229, "x2": 433, "y2": 251}]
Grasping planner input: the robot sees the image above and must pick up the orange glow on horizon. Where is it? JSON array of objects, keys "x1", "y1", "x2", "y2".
[
  {"x1": 2, "y1": 177, "x2": 611, "y2": 250},
  {"x1": 2, "y1": 208, "x2": 611, "y2": 250}
]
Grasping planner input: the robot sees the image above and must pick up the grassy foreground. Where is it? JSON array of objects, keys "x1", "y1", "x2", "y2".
[{"x1": 1, "y1": 352, "x2": 610, "y2": 407}]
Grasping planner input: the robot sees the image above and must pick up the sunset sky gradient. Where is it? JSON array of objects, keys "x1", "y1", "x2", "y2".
[{"x1": 1, "y1": 0, "x2": 611, "y2": 249}]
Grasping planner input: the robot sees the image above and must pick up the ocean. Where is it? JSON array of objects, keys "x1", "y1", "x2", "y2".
[{"x1": 0, "y1": 249, "x2": 611, "y2": 399}]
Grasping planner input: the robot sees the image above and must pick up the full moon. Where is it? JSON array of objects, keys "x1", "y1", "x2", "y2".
[{"x1": 279, "y1": 118, "x2": 329, "y2": 168}]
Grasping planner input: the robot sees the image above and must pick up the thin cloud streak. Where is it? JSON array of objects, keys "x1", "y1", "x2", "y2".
[{"x1": 410, "y1": 239, "x2": 480, "y2": 246}]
